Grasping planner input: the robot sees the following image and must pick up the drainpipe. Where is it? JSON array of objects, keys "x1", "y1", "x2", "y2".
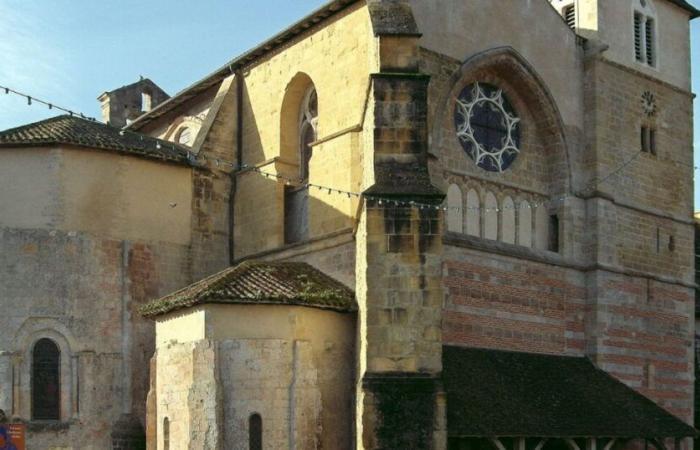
[
  {"x1": 229, "y1": 70, "x2": 244, "y2": 265},
  {"x1": 120, "y1": 240, "x2": 132, "y2": 415}
]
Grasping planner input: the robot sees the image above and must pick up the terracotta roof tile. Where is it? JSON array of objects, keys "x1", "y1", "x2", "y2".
[
  {"x1": 140, "y1": 260, "x2": 357, "y2": 318},
  {"x1": 0, "y1": 115, "x2": 193, "y2": 165}
]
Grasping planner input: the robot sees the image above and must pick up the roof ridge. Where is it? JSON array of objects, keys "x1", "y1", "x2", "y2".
[
  {"x1": 140, "y1": 260, "x2": 356, "y2": 318},
  {"x1": 0, "y1": 114, "x2": 75, "y2": 136}
]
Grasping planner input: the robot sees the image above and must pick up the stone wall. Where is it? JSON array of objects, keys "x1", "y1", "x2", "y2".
[
  {"x1": 232, "y1": 1, "x2": 373, "y2": 258},
  {"x1": 153, "y1": 305, "x2": 355, "y2": 450},
  {"x1": 0, "y1": 227, "x2": 191, "y2": 450}
]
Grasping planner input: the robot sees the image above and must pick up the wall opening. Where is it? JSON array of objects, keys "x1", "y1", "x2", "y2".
[
  {"x1": 163, "y1": 417, "x2": 170, "y2": 450},
  {"x1": 548, "y1": 214, "x2": 560, "y2": 253},
  {"x1": 641, "y1": 126, "x2": 656, "y2": 155},
  {"x1": 31, "y1": 338, "x2": 61, "y2": 421},
  {"x1": 142, "y1": 91, "x2": 153, "y2": 112},
  {"x1": 249, "y1": 413, "x2": 262, "y2": 450}
]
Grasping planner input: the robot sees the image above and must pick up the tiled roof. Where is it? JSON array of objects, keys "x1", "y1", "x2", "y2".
[
  {"x1": 0, "y1": 115, "x2": 193, "y2": 165},
  {"x1": 141, "y1": 261, "x2": 357, "y2": 318},
  {"x1": 668, "y1": 0, "x2": 700, "y2": 18},
  {"x1": 443, "y1": 346, "x2": 697, "y2": 438}
]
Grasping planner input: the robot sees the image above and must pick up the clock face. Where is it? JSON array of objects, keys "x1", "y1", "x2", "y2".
[{"x1": 455, "y1": 83, "x2": 521, "y2": 172}]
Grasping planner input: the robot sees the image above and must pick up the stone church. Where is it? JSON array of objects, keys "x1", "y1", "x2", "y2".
[{"x1": 0, "y1": 0, "x2": 698, "y2": 449}]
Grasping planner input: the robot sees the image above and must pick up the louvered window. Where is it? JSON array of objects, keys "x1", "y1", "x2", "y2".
[
  {"x1": 645, "y1": 18, "x2": 655, "y2": 66},
  {"x1": 634, "y1": 13, "x2": 644, "y2": 62},
  {"x1": 564, "y1": 5, "x2": 576, "y2": 29}
]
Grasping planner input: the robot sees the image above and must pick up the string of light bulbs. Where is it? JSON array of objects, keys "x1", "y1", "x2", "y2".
[
  {"x1": 0, "y1": 84, "x2": 98, "y2": 121},
  {"x1": 1, "y1": 84, "x2": 697, "y2": 213}
]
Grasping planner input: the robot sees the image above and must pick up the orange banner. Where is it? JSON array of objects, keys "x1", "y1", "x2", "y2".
[{"x1": 0, "y1": 423, "x2": 25, "y2": 450}]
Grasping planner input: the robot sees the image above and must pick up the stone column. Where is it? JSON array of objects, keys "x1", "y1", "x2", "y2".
[
  {"x1": 0, "y1": 352, "x2": 11, "y2": 415},
  {"x1": 356, "y1": 4, "x2": 446, "y2": 446}
]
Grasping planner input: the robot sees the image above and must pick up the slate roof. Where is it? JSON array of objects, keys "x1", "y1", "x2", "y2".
[
  {"x1": 443, "y1": 346, "x2": 697, "y2": 438},
  {"x1": 140, "y1": 261, "x2": 357, "y2": 318},
  {"x1": 0, "y1": 115, "x2": 193, "y2": 165}
]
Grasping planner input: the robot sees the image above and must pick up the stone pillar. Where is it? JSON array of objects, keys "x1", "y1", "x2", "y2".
[
  {"x1": 145, "y1": 355, "x2": 157, "y2": 450},
  {"x1": 356, "y1": 4, "x2": 446, "y2": 446},
  {"x1": 0, "y1": 353, "x2": 12, "y2": 415}
]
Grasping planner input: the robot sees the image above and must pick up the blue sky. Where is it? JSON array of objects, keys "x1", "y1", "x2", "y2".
[{"x1": 0, "y1": 0, "x2": 698, "y2": 206}]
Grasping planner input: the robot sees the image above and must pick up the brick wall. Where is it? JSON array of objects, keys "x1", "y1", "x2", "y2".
[{"x1": 443, "y1": 245, "x2": 586, "y2": 355}]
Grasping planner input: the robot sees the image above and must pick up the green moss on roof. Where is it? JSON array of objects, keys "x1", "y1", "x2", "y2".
[{"x1": 140, "y1": 260, "x2": 357, "y2": 318}]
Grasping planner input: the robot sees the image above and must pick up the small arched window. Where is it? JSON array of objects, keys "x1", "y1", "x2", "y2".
[
  {"x1": 32, "y1": 338, "x2": 60, "y2": 421},
  {"x1": 142, "y1": 90, "x2": 153, "y2": 112},
  {"x1": 163, "y1": 417, "x2": 170, "y2": 450},
  {"x1": 176, "y1": 127, "x2": 192, "y2": 146},
  {"x1": 249, "y1": 413, "x2": 262, "y2": 450}
]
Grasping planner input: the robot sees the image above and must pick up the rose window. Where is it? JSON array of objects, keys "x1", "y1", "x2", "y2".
[{"x1": 455, "y1": 82, "x2": 521, "y2": 172}]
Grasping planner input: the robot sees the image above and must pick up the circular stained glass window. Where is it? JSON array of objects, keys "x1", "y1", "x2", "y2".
[{"x1": 454, "y1": 82, "x2": 521, "y2": 172}]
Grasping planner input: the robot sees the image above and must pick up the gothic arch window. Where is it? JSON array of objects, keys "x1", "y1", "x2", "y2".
[
  {"x1": 446, "y1": 184, "x2": 463, "y2": 233},
  {"x1": 298, "y1": 87, "x2": 318, "y2": 183},
  {"x1": 31, "y1": 338, "x2": 60, "y2": 421},
  {"x1": 284, "y1": 83, "x2": 317, "y2": 244},
  {"x1": 502, "y1": 196, "x2": 516, "y2": 244},
  {"x1": 249, "y1": 413, "x2": 263, "y2": 450}
]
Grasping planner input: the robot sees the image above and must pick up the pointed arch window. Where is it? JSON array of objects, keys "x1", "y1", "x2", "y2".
[
  {"x1": 285, "y1": 86, "x2": 317, "y2": 244},
  {"x1": 32, "y1": 338, "x2": 60, "y2": 421},
  {"x1": 298, "y1": 87, "x2": 318, "y2": 183}
]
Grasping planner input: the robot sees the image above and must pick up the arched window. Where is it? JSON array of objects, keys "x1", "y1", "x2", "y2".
[
  {"x1": 175, "y1": 127, "x2": 192, "y2": 146},
  {"x1": 163, "y1": 417, "x2": 170, "y2": 450},
  {"x1": 249, "y1": 413, "x2": 262, "y2": 450},
  {"x1": 32, "y1": 338, "x2": 60, "y2": 421},
  {"x1": 142, "y1": 90, "x2": 153, "y2": 112},
  {"x1": 284, "y1": 85, "x2": 317, "y2": 244},
  {"x1": 446, "y1": 185, "x2": 463, "y2": 233},
  {"x1": 298, "y1": 87, "x2": 318, "y2": 183}
]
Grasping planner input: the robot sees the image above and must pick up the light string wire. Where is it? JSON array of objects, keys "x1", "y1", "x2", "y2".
[
  {"x1": 0, "y1": 84, "x2": 98, "y2": 121},
  {"x1": 1, "y1": 84, "x2": 697, "y2": 213}
]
